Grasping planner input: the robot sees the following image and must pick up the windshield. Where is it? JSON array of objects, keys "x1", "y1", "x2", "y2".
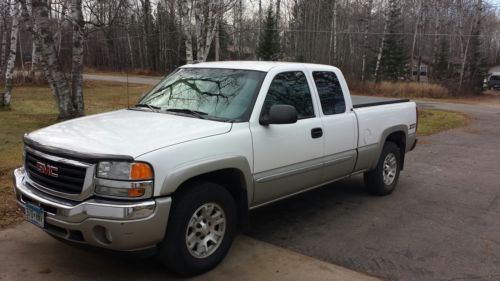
[{"x1": 137, "y1": 68, "x2": 266, "y2": 122}]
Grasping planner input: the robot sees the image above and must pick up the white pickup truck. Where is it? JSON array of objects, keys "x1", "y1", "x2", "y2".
[{"x1": 14, "y1": 61, "x2": 417, "y2": 276}]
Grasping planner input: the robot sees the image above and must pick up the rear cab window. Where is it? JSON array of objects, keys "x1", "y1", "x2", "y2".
[
  {"x1": 312, "y1": 71, "x2": 346, "y2": 115},
  {"x1": 261, "y1": 71, "x2": 315, "y2": 120}
]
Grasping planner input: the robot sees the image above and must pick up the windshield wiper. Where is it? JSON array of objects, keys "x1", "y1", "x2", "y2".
[
  {"x1": 133, "y1": 103, "x2": 161, "y2": 112},
  {"x1": 165, "y1": 108, "x2": 208, "y2": 119}
]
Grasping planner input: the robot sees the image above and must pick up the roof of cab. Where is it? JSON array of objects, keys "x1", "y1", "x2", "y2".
[{"x1": 180, "y1": 61, "x2": 335, "y2": 72}]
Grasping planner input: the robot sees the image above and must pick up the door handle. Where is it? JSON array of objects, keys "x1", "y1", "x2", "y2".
[{"x1": 311, "y1": 128, "x2": 323, "y2": 139}]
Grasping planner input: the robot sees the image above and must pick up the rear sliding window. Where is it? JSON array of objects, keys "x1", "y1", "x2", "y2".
[{"x1": 312, "y1": 71, "x2": 346, "y2": 115}]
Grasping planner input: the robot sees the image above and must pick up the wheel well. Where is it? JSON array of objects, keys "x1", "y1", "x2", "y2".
[
  {"x1": 385, "y1": 131, "x2": 406, "y2": 170},
  {"x1": 174, "y1": 168, "x2": 249, "y2": 229}
]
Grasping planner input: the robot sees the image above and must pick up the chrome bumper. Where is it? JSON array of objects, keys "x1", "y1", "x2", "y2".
[{"x1": 13, "y1": 167, "x2": 171, "y2": 251}]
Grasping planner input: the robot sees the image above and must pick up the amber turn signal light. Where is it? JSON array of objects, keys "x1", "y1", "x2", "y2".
[
  {"x1": 130, "y1": 163, "x2": 153, "y2": 180},
  {"x1": 127, "y1": 187, "x2": 146, "y2": 197}
]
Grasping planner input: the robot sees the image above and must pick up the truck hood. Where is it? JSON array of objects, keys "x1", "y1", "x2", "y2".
[{"x1": 26, "y1": 109, "x2": 232, "y2": 158}]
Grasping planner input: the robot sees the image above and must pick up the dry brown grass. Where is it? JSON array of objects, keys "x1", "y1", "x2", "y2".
[{"x1": 350, "y1": 81, "x2": 450, "y2": 99}]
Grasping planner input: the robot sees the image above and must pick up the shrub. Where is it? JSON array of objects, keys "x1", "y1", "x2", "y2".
[{"x1": 350, "y1": 81, "x2": 450, "y2": 98}]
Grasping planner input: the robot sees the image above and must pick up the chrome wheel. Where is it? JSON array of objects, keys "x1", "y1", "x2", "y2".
[
  {"x1": 383, "y1": 153, "x2": 398, "y2": 185},
  {"x1": 185, "y1": 203, "x2": 226, "y2": 259}
]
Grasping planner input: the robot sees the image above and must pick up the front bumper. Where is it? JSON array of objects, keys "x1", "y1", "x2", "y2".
[{"x1": 13, "y1": 167, "x2": 171, "y2": 251}]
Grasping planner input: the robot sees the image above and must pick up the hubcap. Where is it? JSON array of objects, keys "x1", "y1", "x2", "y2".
[
  {"x1": 186, "y1": 203, "x2": 226, "y2": 259},
  {"x1": 383, "y1": 153, "x2": 398, "y2": 186}
]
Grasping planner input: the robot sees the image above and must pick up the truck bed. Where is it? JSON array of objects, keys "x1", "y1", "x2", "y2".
[{"x1": 352, "y1": 95, "x2": 410, "y2": 108}]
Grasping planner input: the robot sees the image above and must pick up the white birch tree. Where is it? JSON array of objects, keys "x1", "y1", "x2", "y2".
[
  {"x1": 18, "y1": 0, "x2": 85, "y2": 119},
  {"x1": 3, "y1": 1, "x2": 21, "y2": 107},
  {"x1": 180, "y1": 0, "x2": 230, "y2": 63},
  {"x1": 0, "y1": 0, "x2": 10, "y2": 79},
  {"x1": 70, "y1": 0, "x2": 84, "y2": 115}
]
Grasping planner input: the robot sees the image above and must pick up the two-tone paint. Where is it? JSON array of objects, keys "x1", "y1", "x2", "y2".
[{"x1": 13, "y1": 61, "x2": 417, "y2": 251}]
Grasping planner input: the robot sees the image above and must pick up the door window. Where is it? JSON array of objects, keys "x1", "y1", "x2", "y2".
[
  {"x1": 262, "y1": 71, "x2": 315, "y2": 119},
  {"x1": 312, "y1": 71, "x2": 346, "y2": 115}
]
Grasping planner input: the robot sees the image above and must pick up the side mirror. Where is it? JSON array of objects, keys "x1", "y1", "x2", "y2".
[{"x1": 260, "y1": 104, "x2": 298, "y2": 126}]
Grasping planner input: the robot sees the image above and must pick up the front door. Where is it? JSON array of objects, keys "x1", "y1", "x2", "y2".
[{"x1": 250, "y1": 71, "x2": 324, "y2": 206}]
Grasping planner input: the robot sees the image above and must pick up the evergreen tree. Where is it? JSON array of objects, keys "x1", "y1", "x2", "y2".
[
  {"x1": 433, "y1": 38, "x2": 451, "y2": 80},
  {"x1": 257, "y1": 5, "x2": 280, "y2": 61},
  {"x1": 467, "y1": 24, "x2": 488, "y2": 93},
  {"x1": 379, "y1": 0, "x2": 408, "y2": 81}
]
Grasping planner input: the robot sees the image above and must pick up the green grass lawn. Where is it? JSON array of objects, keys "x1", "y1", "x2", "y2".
[
  {"x1": 0, "y1": 82, "x2": 470, "y2": 228},
  {"x1": 417, "y1": 108, "x2": 470, "y2": 136}
]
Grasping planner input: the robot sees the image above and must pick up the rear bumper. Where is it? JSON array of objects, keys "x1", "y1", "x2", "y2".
[{"x1": 13, "y1": 167, "x2": 171, "y2": 251}]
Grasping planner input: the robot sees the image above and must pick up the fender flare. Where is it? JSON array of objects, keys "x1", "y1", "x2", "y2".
[
  {"x1": 370, "y1": 125, "x2": 408, "y2": 170},
  {"x1": 160, "y1": 155, "x2": 253, "y2": 205}
]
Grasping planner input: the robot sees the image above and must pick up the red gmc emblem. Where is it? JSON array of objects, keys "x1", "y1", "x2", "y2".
[{"x1": 36, "y1": 161, "x2": 59, "y2": 178}]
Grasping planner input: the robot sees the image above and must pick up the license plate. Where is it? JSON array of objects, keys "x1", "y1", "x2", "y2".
[{"x1": 25, "y1": 202, "x2": 45, "y2": 228}]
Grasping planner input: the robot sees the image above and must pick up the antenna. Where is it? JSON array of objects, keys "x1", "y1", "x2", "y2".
[{"x1": 126, "y1": 65, "x2": 130, "y2": 109}]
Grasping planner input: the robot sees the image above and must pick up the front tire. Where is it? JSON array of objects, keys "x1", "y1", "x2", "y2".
[
  {"x1": 364, "y1": 142, "x2": 402, "y2": 196},
  {"x1": 158, "y1": 181, "x2": 237, "y2": 276}
]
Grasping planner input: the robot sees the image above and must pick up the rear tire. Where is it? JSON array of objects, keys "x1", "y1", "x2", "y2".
[
  {"x1": 158, "y1": 181, "x2": 237, "y2": 277},
  {"x1": 364, "y1": 142, "x2": 402, "y2": 196}
]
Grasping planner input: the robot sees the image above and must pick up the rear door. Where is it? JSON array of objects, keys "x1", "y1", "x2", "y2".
[
  {"x1": 309, "y1": 68, "x2": 357, "y2": 182},
  {"x1": 250, "y1": 69, "x2": 324, "y2": 206}
]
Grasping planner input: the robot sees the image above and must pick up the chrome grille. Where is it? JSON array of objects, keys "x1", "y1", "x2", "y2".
[{"x1": 25, "y1": 151, "x2": 86, "y2": 194}]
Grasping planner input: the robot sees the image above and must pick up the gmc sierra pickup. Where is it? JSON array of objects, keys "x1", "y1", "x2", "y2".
[{"x1": 13, "y1": 61, "x2": 417, "y2": 276}]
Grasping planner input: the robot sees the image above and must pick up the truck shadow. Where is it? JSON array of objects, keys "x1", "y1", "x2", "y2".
[{"x1": 246, "y1": 175, "x2": 373, "y2": 240}]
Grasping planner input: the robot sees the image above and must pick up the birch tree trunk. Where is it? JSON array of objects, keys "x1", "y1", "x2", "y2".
[
  {"x1": 3, "y1": 2, "x2": 20, "y2": 108},
  {"x1": 374, "y1": 20, "x2": 388, "y2": 82},
  {"x1": 201, "y1": 0, "x2": 219, "y2": 61},
  {"x1": 182, "y1": 0, "x2": 221, "y2": 63},
  {"x1": 0, "y1": 21, "x2": 7, "y2": 78},
  {"x1": 54, "y1": 0, "x2": 67, "y2": 56},
  {"x1": 31, "y1": 0, "x2": 75, "y2": 119},
  {"x1": 0, "y1": 0, "x2": 11, "y2": 79},
  {"x1": 70, "y1": 0, "x2": 84, "y2": 116},
  {"x1": 195, "y1": 0, "x2": 204, "y2": 61},
  {"x1": 30, "y1": 41, "x2": 38, "y2": 79},
  {"x1": 181, "y1": 0, "x2": 193, "y2": 63}
]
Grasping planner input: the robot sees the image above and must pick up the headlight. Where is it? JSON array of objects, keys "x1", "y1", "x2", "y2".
[
  {"x1": 95, "y1": 161, "x2": 154, "y2": 199},
  {"x1": 97, "y1": 161, "x2": 153, "y2": 180}
]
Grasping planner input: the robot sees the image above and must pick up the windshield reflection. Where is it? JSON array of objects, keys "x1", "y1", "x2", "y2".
[{"x1": 138, "y1": 68, "x2": 266, "y2": 121}]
